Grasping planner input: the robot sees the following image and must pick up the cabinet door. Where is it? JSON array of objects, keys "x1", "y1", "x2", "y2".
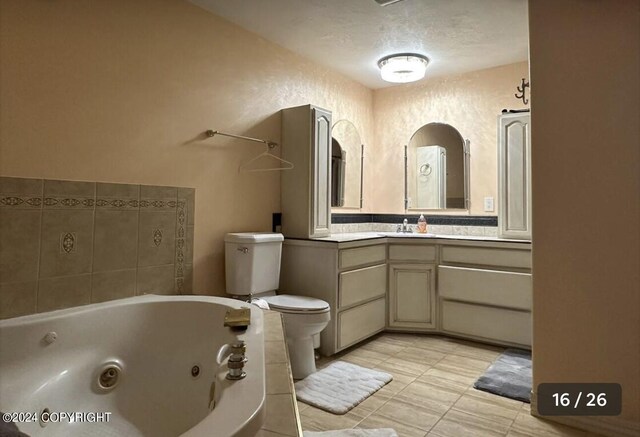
[
  {"x1": 388, "y1": 263, "x2": 436, "y2": 330},
  {"x1": 310, "y1": 107, "x2": 332, "y2": 238},
  {"x1": 498, "y1": 113, "x2": 531, "y2": 239}
]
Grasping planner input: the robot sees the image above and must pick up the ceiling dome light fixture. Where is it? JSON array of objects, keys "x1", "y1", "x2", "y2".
[{"x1": 378, "y1": 53, "x2": 429, "y2": 83}]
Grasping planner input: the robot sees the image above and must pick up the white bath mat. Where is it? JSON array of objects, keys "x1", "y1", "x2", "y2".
[
  {"x1": 295, "y1": 361, "x2": 393, "y2": 414},
  {"x1": 303, "y1": 429, "x2": 397, "y2": 437}
]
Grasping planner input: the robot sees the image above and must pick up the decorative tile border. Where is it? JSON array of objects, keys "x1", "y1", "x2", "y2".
[
  {"x1": 139, "y1": 199, "x2": 177, "y2": 209},
  {"x1": 43, "y1": 197, "x2": 95, "y2": 209},
  {"x1": 175, "y1": 199, "x2": 186, "y2": 293},
  {"x1": 95, "y1": 198, "x2": 139, "y2": 209},
  {"x1": 0, "y1": 196, "x2": 42, "y2": 208}
]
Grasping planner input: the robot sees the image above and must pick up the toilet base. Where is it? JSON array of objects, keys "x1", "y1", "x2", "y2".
[{"x1": 286, "y1": 336, "x2": 317, "y2": 380}]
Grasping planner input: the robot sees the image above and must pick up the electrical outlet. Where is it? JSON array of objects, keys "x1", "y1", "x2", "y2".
[{"x1": 484, "y1": 197, "x2": 494, "y2": 212}]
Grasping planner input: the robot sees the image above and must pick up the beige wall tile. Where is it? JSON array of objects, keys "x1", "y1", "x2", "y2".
[
  {"x1": 266, "y1": 363, "x2": 292, "y2": 395},
  {"x1": 136, "y1": 264, "x2": 174, "y2": 295},
  {"x1": 262, "y1": 394, "x2": 298, "y2": 436},
  {"x1": 0, "y1": 177, "x2": 43, "y2": 196},
  {"x1": 43, "y1": 180, "x2": 95, "y2": 209},
  {"x1": 264, "y1": 313, "x2": 285, "y2": 342},
  {"x1": 178, "y1": 263, "x2": 193, "y2": 294},
  {"x1": 0, "y1": 177, "x2": 43, "y2": 209},
  {"x1": 38, "y1": 274, "x2": 91, "y2": 312},
  {"x1": 44, "y1": 179, "x2": 95, "y2": 197},
  {"x1": 0, "y1": 281, "x2": 37, "y2": 319},
  {"x1": 39, "y1": 209, "x2": 94, "y2": 278},
  {"x1": 0, "y1": 209, "x2": 41, "y2": 283},
  {"x1": 96, "y1": 182, "x2": 139, "y2": 199},
  {"x1": 91, "y1": 269, "x2": 136, "y2": 303},
  {"x1": 265, "y1": 340, "x2": 288, "y2": 364},
  {"x1": 138, "y1": 211, "x2": 177, "y2": 267},
  {"x1": 96, "y1": 182, "x2": 139, "y2": 210},
  {"x1": 93, "y1": 210, "x2": 139, "y2": 272},
  {"x1": 184, "y1": 225, "x2": 194, "y2": 264},
  {"x1": 140, "y1": 185, "x2": 177, "y2": 211}
]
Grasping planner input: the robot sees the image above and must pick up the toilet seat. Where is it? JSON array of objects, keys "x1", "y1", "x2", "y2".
[{"x1": 261, "y1": 295, "x2": 329, "y2": 314}]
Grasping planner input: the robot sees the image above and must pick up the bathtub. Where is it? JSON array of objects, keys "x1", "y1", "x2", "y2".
[{"x1": 0, "y1": 295, "x2": 265, "y2": 437}]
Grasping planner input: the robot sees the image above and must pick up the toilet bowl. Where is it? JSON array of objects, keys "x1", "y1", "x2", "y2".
[
  {"x1": 260, "y1": 294, "x2": 330, "y2": 379},
  {"x1": 223, "y1": 232, "x2": 331, "y2": 380}
]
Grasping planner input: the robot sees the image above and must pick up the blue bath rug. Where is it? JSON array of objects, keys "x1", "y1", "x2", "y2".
[{"x1": 474, "y1": 348, "x2": 532, "y2": 403}]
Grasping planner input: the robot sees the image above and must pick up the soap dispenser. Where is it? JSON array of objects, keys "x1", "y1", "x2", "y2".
[{"x1": 417, "y1": 214, "x2": 427, "y2": 233}]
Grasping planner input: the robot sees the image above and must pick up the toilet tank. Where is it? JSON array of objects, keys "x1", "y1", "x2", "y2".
[{"x1": 224, "y1": 232, "x2": 284, "y2": 295}]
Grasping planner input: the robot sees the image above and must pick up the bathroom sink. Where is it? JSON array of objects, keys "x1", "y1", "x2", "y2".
[{"x1": 378, "y1": 232, "x2": 436, "y2": 238}]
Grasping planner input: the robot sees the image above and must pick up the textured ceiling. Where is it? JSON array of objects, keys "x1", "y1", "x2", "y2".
[{"x1": 190, "y1": 0, "x2": 529, "y2": 89}]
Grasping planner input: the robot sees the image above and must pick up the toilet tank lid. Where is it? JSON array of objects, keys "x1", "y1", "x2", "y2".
[{"x1": 224, "y1": 232, "x2": 284, "y2": 244}]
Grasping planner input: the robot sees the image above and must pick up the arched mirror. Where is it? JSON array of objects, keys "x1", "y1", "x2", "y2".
[
  {"x1": 405, "y1": 122, "x2": 469, "y2": 210},
  {"x1": 331, "y1": 120, "x2": 363, "y2": 208}
]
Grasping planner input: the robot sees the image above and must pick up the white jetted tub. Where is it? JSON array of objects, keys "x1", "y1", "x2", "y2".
[{"x1": 0, "y1": 295, "x2": 265, "y2": 437}]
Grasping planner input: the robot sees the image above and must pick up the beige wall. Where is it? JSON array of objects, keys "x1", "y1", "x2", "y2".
[
  {"x1": 372, "y1": 62, "x2": 529, "y2": 214},
  {"x1": 0, "y1": 0, "x2": 373, "y2": 295},
  {"x1": 529, "y1": 0, "x2": 640, "y2": 428}
]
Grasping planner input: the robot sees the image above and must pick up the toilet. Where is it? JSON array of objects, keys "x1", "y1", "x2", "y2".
[{"x1": 224, "y1": 232, "x2": 330, "y2": 379}]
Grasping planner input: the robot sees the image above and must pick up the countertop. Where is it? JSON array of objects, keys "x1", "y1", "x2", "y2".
[{"x1": 301, "y1": 232, "x2": 531, "y2": 244}]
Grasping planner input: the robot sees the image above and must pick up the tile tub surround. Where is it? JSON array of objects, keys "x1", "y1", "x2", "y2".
[
  {"x1": 0, "y1": 177, "x2": 195, "y2": 319},
  {"x1": 301, "y1": 333, "x2": 600, "y2": 437},
  {"x1": 261, "y1": 309, "x2": 304, "y2": 437}
]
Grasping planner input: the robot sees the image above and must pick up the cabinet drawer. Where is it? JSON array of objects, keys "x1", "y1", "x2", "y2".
[
  {"x1": 441, "y1": 300, "x2": 531, "y2": 346},
  {"x1": 441, "y1": 246, "x2": 531, "y2": 269},
  {"x1": 339, "y1": 264, "x2": 386, "y2": 308},
  {"x1": 339, "y1": 245, "x2": 386, "y2": 269},
  {"x1": 439, "y1": 266, "x2": 531, "y2": 310},
  {"x1": 338, "y1": 298, "x2": 385, "y2": 349},
  {"x1": 389, "y1": 244, "x2": 437, "y2": 262}
]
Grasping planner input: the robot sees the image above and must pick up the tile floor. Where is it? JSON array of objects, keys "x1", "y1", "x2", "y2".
[{"x1": 298, "y1": 333, "x2": 601, "y2": 437}]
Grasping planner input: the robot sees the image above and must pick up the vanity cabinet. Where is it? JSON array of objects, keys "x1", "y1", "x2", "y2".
[
  {"x1": 388, "y1": 263, "x2": 436, "y2": 330},
  {"x1": 280, "y1": 236, "x2": 532, "y2": 357},
  {"x1": 280, "y1": 239, "x2": 387, "y2": 356},
  {"x1": 498, "y1": 112, "x2": 531, "y2": 239},
  {"x1": 387, "y1": 243, "x2": 438, "y2": 331},
  {"x1": 281, "y1": 104, "x2": 332, "y2": 239},
  {"x1": 439, "y1": 243, "x2": 532, "y2": 346}
]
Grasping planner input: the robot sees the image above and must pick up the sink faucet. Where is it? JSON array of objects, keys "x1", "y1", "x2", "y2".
[{"x1": 397, "y1": 218, "x2": 412, "y2": 233}]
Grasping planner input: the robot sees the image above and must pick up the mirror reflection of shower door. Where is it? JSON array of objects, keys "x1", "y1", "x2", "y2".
[{"x1": 416, "y1": 145, "x2": 446, "y2": 209}]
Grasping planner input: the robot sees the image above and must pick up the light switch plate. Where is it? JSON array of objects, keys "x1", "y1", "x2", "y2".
[{"x1": 484, "y1": 197, "x2": 494, "y2": 212}]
